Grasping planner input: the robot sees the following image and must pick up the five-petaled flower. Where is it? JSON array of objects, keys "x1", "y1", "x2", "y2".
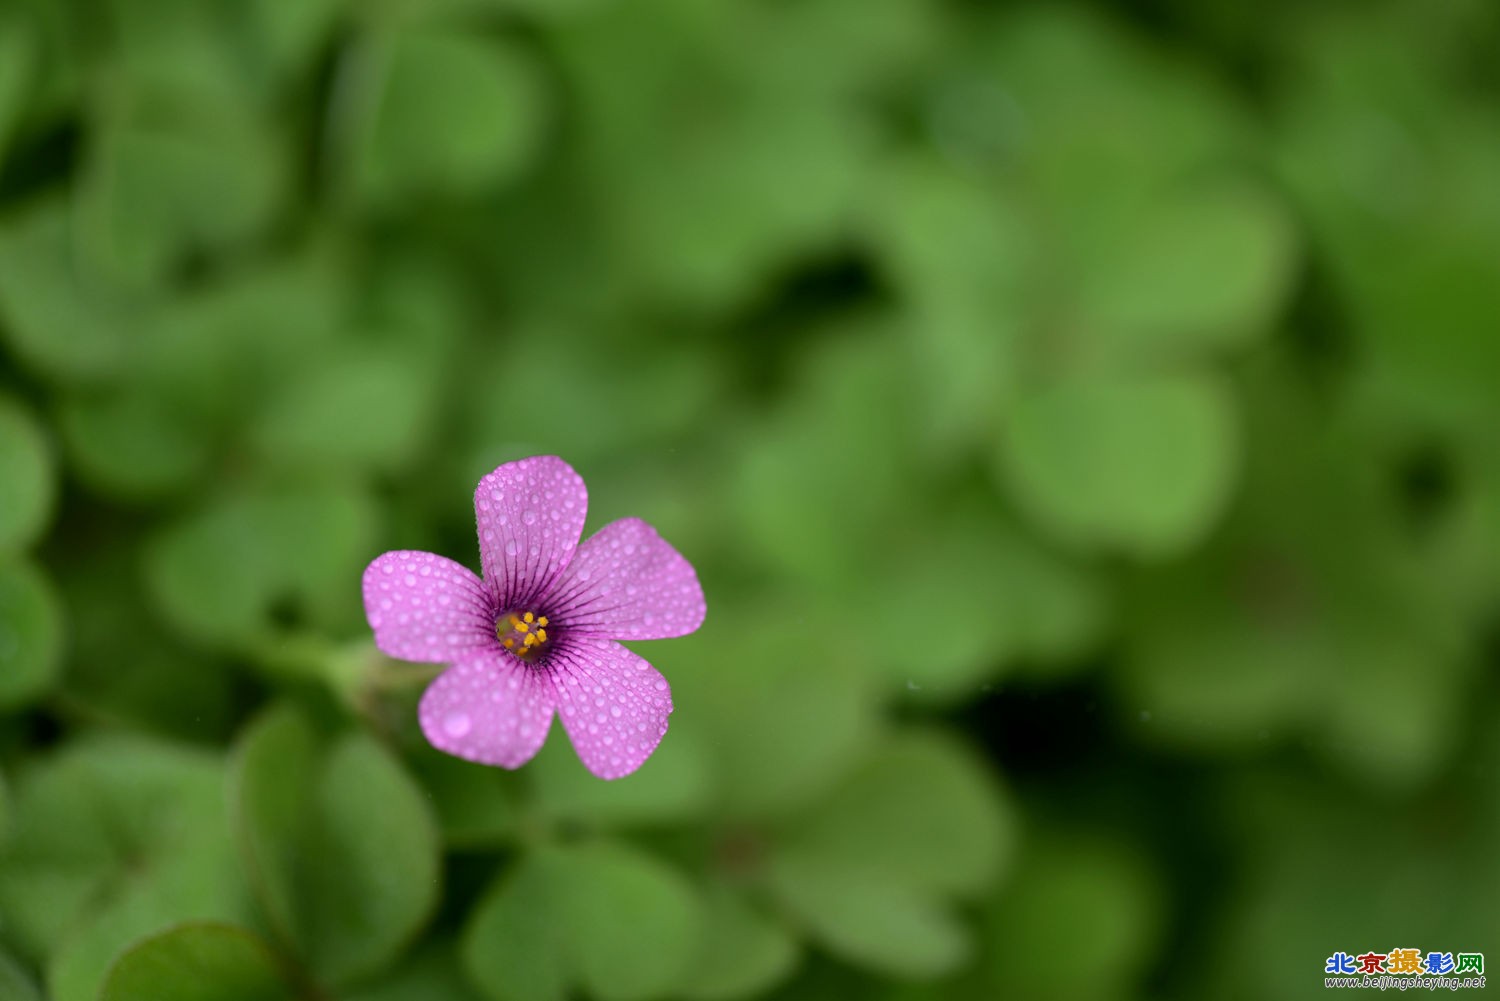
[{"x1": 362, "y1": 456, "x2": 705, "y2": 779}]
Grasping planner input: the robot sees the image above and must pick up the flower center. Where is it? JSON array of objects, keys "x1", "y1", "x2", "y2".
[{"x1": 496, "y1": 610, "x2": 550, "y2": 661}]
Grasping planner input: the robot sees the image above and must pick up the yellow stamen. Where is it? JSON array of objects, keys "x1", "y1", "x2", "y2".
[{"x1": 497, "y1": 610, "x2": 550, "y2": 661}]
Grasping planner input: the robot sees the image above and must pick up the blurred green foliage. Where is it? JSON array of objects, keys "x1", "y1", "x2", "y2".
[{"x1": 0, "y1": 0, "x2": 1498, "y2": 999}]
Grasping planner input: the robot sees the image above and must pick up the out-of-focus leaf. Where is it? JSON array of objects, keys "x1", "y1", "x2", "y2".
[
  {"x1": 679, "y1": 882, "x2": 799, "y2": 1001},
  {"x1": 984, "y1": 834, "x2": 1164, "y2": 1001},
  {"x1": 834, "y1": 492, "x2": 1106, "y2": 699},
  {"x1": 772, "y1": 731, "x2": 1013, "y2": 898},
  {"x1": 53, "y1": 540, "x2": 236, "y2": 741},
  {"x1": 1212, "y1": 767, "x2": 1496, "y2": 1000},
  {"x1": 58, "y1": 389, "x2": 213, "y2": 500},
  {"x1": 997, "y1": 370, "x2": 1239, "y2": 557},
  {"x1": 733, "y1": 325, "x2": 924, "y2": 585},
  {"x1": 464, "y1": 842, "x2": 700, "y2": 1001},
  {"x1": 0, "y1": 945, "x2": 41, "y2": 1001},
  {"x1": 231, "y1": 704, "x2": 441, "y2": 986},
  {"x1": 654, "y1": 601, "x2": 879, "y2": 820},
  {"x1": 250, "y1": 345, "x2": 437, "y2": 474},
  {"x1": 463, "y1": 850, "x2": 567, "y2": 1001},
  {"x1": 1074, "y1": 181, "x2": 1298, "y2": 359},
  {"x1": 461, "y1": 326, "x2": 726, "y2": 471},
  {"x1": 863, "y1": 157, "x2": 1028, "y2": 448},
  {"x1": 145, "y1": 481, "x2": 379, "y2": 647},
  {"x1": 0, "y1": 560, "x2": 62, "y2": 710},
  {"x1": 0, "y1": 199, "x2": 132, "y2": 383},
  {"x1": 0, "y1": 396, "x2": 53, "y2": 552},
  {"x1": 98, "y1": 923, "x2": 298, "y2": 1001},
  {"x1": 410, "y1": 746, "x2": 526, "y2": 848},
  {"x1": 529, "y1": 719, "x2": 711, "y2": 829},
  {"x1": 767, "y1": 874, "x2": 967, "y2": 979},
  {"x1": 80, "y1": 94, "x2": 286, "y2": 287},
  {"x1": 555, "y1": 0, "x2": 864, "y2": 308},
  {"x1": 0, "y1": 11, "x2": 38, "y2": 167},
  {"x1": 0, "y1": 736, "x2": 253, "y2": 1001},
  {"x1": 342, "y1": 942, "x2": 488, "y2": 1001},
  {"x1": 1118, "y1": 362, "x2": 1474, "y2": 785},
  {"x1": 764, "y1": 732, "x2": 1013, "y2": 978},
  {"x1": 354, "y1": 31, "x2": 548, "y2": 206}
]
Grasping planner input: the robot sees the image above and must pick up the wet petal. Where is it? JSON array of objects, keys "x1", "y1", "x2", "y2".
[
  {"x1": 474, "y1": 456, "x2": 588, "y2": 610},
  {"x1": 419, "y1": 650, "x2": 555, "y2": 768},
  {"x1": 543, "y1": 518, "x2": 705, "y2": 640},
  {"x1": 363, "y1": 550, "x2": 495, "y2": 663},
  {"x1": 548, "y1": 637, "x2": 673, "y2": 779}
]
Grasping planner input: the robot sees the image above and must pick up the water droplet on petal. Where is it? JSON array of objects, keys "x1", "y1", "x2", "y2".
[{"x1": 443, "y1": 713, "x2": 472, "y2": 739}]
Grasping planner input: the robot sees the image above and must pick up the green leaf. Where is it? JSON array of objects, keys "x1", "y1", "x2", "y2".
[
  {"x1": 1074, "y1": 182, "x2": 1298, "y2": 359},
  {"x1": 0, "y1": 736, "x2": 253, "y2": 1001},
  {"x1": 651, "y1": 601, "x2": 879, "y2": 819},
  {"x1": 464, "y1": 842, "x2": 701, "y2": 1001},
  {"x1": 230, "y1": 705, "x2": 441, "y2": 986},
  {"x1": 58, "y1": 388, "x2": 213, "y2": 500},
  {"x1": 0, "y1": 944, "x2": 40, "y2": 1001},
  {"x1": 733, "y1": 325, "x2": 925, "y2": 586},
  {"x1": 983, "y1": 835, "x2": 1164, "y2": 1001},
  {"x1": 249, "y1": 345, "x2": 437, "y2": 474},
  {"x1": 0, "y1": 12, "x2": 38, "y2": 166},
  {"x1": 355, "y1": 31, "x2": 548, "y2": 205},
  {"x1": 0, "y1": 559, "x2": 62, "y2": 710},
  {"x1": 773, "y1": 732, "x2": 1013, "y2": 899},
  {"x1": 0, "y1": 199, "x2": 134, "y2": 384},
  {"x1": 766, "y1": 871, "x2": 967, "y2": 979},
  {"x1": 0, "y1": 394, "x2": 55, "y2": 553},
  {"x1": 340, "y1": 942, "x2": 488, "y2": 1001},
  {"x1": 764, "y1": 733, "x2": 1013, "y2": 978},
  {"x1": 80, "y1": 94, "x2": 287, "y2": 286},
  {"x1": 997, "y1": 370, "x2": 1239, "y2": 557},
  {"x1": 529, "y1": 716, "x2": 711, "y2": 829},
  {"x1": 410, "y1": 747, "x2": 526, "y2": 848},
  {"x1": 834, "y1": 492, "x2": 1106, "y2": 699},
  {"x1": 98, "y1": 923, "x2": 299, "y2": 1001},
  {"x1": 679, "y1": 882, "x2": 799, "y2": 1001},
  {"x1": 463, "y1": 852, "x2": 568, "y2": 1001},
  {"x1": 145, "y1": 482, "x2": 379, "y2": 647}
]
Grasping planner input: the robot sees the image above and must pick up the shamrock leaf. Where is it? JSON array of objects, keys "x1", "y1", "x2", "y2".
[
  {"x1": 352, "y1": 30, "x2": 549, "y2": 207},
  {"x1": 145, "y1": 481, "x2": 379, "y2": 647},
  {"x1": 98, "y1": 922, "x2": 299, "y2": 1001},
  {"x1": 230, "y1": 703, "x2": 441, "y2": 986},
  {"x1": 678, "y1": 881, "x2": 799, "y2": 1001},
  {"x1": 464, "y1": 841, "x2": 701, "y2": 1001},
  {"x1": 983, "y1": 833, "x2": 1164, "y2": 1000},
  {"x1": 0, "y1": 558, "x2": 63, "y2": 711},
  {"x1": 764, "y1": 731, "x2": 1015, "y2": 977},
  {"x1": 0, "y1": 736, "x2": 253, "y2": 1001},
  {"x1": 997, "y1": 369, "x2": 1240, "y2": 558},
  {"x1": 0, "y1": 944, "x2": 41, "y2": 1001}
]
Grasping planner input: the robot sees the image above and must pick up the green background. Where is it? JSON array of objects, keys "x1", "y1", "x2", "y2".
[{"x1": 1, "y1": 0, "x2": 1497, "y2": 999}]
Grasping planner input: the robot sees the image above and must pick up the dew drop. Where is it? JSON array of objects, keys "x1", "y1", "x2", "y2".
[{"x1": 443, "y1": 713, "x2": 472, "y2": 739}]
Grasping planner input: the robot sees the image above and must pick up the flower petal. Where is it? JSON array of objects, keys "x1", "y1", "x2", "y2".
[
  {"x1": 548, "y1": 637, "x2": 673, "y2": 779},
  {"x1": 363, "y1": 550, "x2": 495, "y2": 663},
  {"x1": 543, "y1": 518, "x2": 706, "y2": 640},
  {"x1": 419, "y1": 650, "x2": 555, "y2": 768},
  {"x1": 474, "y1": 456, "x2": 588, "y2": 610}
]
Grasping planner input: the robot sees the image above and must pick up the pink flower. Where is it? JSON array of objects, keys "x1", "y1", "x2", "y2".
[{"x1": 362, "y1": 456, "x2": 705, "y2": 779}]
